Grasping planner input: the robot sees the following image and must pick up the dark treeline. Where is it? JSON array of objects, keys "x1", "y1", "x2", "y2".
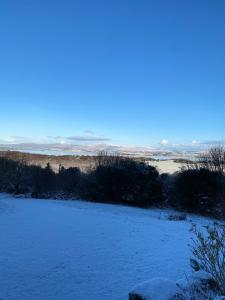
[
  {"x1": 0, "y1": 153, "x2": 163, "y2": 207},
  {"x1": 0, "y1": 147, "x2": 225, "y2": 218}
]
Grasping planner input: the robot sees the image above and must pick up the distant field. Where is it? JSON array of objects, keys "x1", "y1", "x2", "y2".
[
  {"x1": 0, "y1": 151, "x2": 96, "y2": 172},
  {"x1": 151, "y1": 160, "x2": 184, "y2": 174},
  {"x1": 0, "y1": 150, "x2": 184, "y2": 174}
]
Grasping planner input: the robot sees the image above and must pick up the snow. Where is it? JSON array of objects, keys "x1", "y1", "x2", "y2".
[
  {"x1": 150, "y1": 160, "x2": 183, "y2": 174},
  {"x1": 176, "y1": 270, "x2": 212, "y2": 290},
  {"x1": 130, "y1": 278, "x2": 180, "y2": 300},
  {"x1": 0, "y1": 193, "x2": 214, "y2": 300}
]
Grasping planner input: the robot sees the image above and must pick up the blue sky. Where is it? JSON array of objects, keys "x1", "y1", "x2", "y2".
[{"x1": 0, "y1": 0, "x2": 225, "y2": 148}]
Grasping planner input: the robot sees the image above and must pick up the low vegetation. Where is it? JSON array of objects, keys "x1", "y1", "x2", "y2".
[
  {"x1": 170, "y1": 168, "x2": 225, "y2": 217},
  {"x1": 0, "y1": 153, "x2": 163, "y2": 207},
  {"x1": 169, "y1": 146, "x2": 225, "y2": 218},
  {"x1": 79, "y1": 153, "x2": 163, "y2": 206},
  {"x1": 190, "y1": 224, "x2": 225, "y2": 297},
  {"x1": 0, "y1": 146, "x2": 225, "y2": 218}
]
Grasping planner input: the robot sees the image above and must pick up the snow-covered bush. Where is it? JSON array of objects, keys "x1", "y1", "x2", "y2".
[
  {"x1": 190, "y1": 225, "x2": 225, "y2": 296},
  {"x1": 129, "y1": 278, "x2": 181, "y2": 300},
  {"x1": 128, "y1": 272, "x2": 224, "y2": 300},
  {"x1": 176, "y1": 270, "x2": 219, "y2": 300}
]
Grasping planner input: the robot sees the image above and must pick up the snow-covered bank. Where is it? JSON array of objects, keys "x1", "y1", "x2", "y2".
[{"x1": 0, "y1": 194, "x2": 215, "y2": 300}]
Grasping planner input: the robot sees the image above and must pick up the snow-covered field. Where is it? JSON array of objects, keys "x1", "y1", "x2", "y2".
[
  {"x1": 0, "y1": 194, "x2": 213, "y2": 300},
  {"x1": 151, "y1": 159, "x2": 183, "y2": 174}
]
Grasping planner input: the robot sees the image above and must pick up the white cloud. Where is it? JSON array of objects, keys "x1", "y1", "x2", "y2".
[
  {"x1": 191, "y1": 140, "x2": 199, "y2": 144},
  {"x1": 66, "y1": 135, "x2": 111, "y2": 142},
  {"x1": 2, "y1": 136, "x2": 33, "y2": 144},
  {"x1": 160, "y1": 139, "x2": 169, "y2": 145},
  {"x1": 46, "y1": 133, "x2": 111, "y2": 143}
]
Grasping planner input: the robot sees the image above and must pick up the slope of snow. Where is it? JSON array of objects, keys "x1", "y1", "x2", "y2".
[
  {"x1": 130, "y1": 278, "x2": 180, "y2": 300},
  {"x1": 0, "y1": 194, "x2": 214, "y2": 300}
]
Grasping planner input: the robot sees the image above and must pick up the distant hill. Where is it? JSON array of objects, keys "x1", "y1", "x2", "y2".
[{"x1": 0, "y1": 142, "x2": 201, "y2": 159}]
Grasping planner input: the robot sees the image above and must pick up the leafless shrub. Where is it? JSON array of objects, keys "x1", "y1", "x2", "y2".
[
  {"x1": 184, "y1": 146, "x2": 225, "y2": 173},
  {"x1": 190, "y1": 224, "x2": 225, "y2": 295},
  {"x1": 200, "y1": 146, "x2": 225, "y2": 173},
  {"x1": 94, "y1": 151, "x2": 122, "y2": 168},
  {"x1": 176, "y1": 279, "x2": 215, "y2": 300}
]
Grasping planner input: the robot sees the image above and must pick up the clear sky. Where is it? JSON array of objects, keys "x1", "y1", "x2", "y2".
[{"x1": 0, "y1": 0, "x2": 225, "y2": 147}]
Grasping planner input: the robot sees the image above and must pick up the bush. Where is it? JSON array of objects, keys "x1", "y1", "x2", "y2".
[
  {"x1": 0, "y1": 158, "x2": 57, "y2": 197},
  {"x1": 30, "y1": 163, "x2": 56, "y2": 197},
  {"x1": 190, "y1": 225, "x2": 225, "y2": 296},
  {"x1": 57, "y1": 165, "x2": 81, "y2": 193},
  {"x1": 199, "y1": 146, "x2": 225, "y2": 173},
  {"x1": 171, "y1": 168, "x2": 225, "y2": 217},
  {"x1": 80, "y1": 155, "x2": 163, "y2": 207},
  {"x1": 0, "y1": 155, "x2": 163, "y2": 206},
  {"x1": 160, "y1": 173, "x2": 176, "y2": 203},
  {"x1": 0, "y1": 157, "x2": 30, "y2": 193},
  {"x1": 184, "y1": 146, "x2": 225, "y2": 174},
  {"x1": 1, "y1": 151, "x2": 225, "y2": 218}
]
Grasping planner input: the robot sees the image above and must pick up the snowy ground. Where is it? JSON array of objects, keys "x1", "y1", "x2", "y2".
[
  {"x1": 0, "y1": 194, "x2": 214, "y2": 300},
  {"x1": 150, "y1": 159, "x2": 183, "y2": 174}
]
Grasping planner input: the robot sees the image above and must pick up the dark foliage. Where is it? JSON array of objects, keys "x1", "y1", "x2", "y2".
[
  {"x1": 31, "y1": 163, "x2": 57, "y2": 197},
  {"x1": 57, "y1": 165, "x2": 81, "y2": 193},
  {"x1": 0, "y1": 157, "x2": 28, "y2": 193},
  {"x1": 1, "y1": 150, "x2": 225, "y2": 218},
  {"x1": 80, "y1": 156, "x2": 163, "y2": 207},
  {"x1": 171, "y1": 168, "x2": 225, "y2": 217},
  {"x1": 0, "y1": 158, "x2": 79, "y2": 198},
  {"x1": 160, "y1": 173, "x2": 176, "y2": 204},
  {"x1": 0, "y1": 155, "x2": 163, "y2": 207}
]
